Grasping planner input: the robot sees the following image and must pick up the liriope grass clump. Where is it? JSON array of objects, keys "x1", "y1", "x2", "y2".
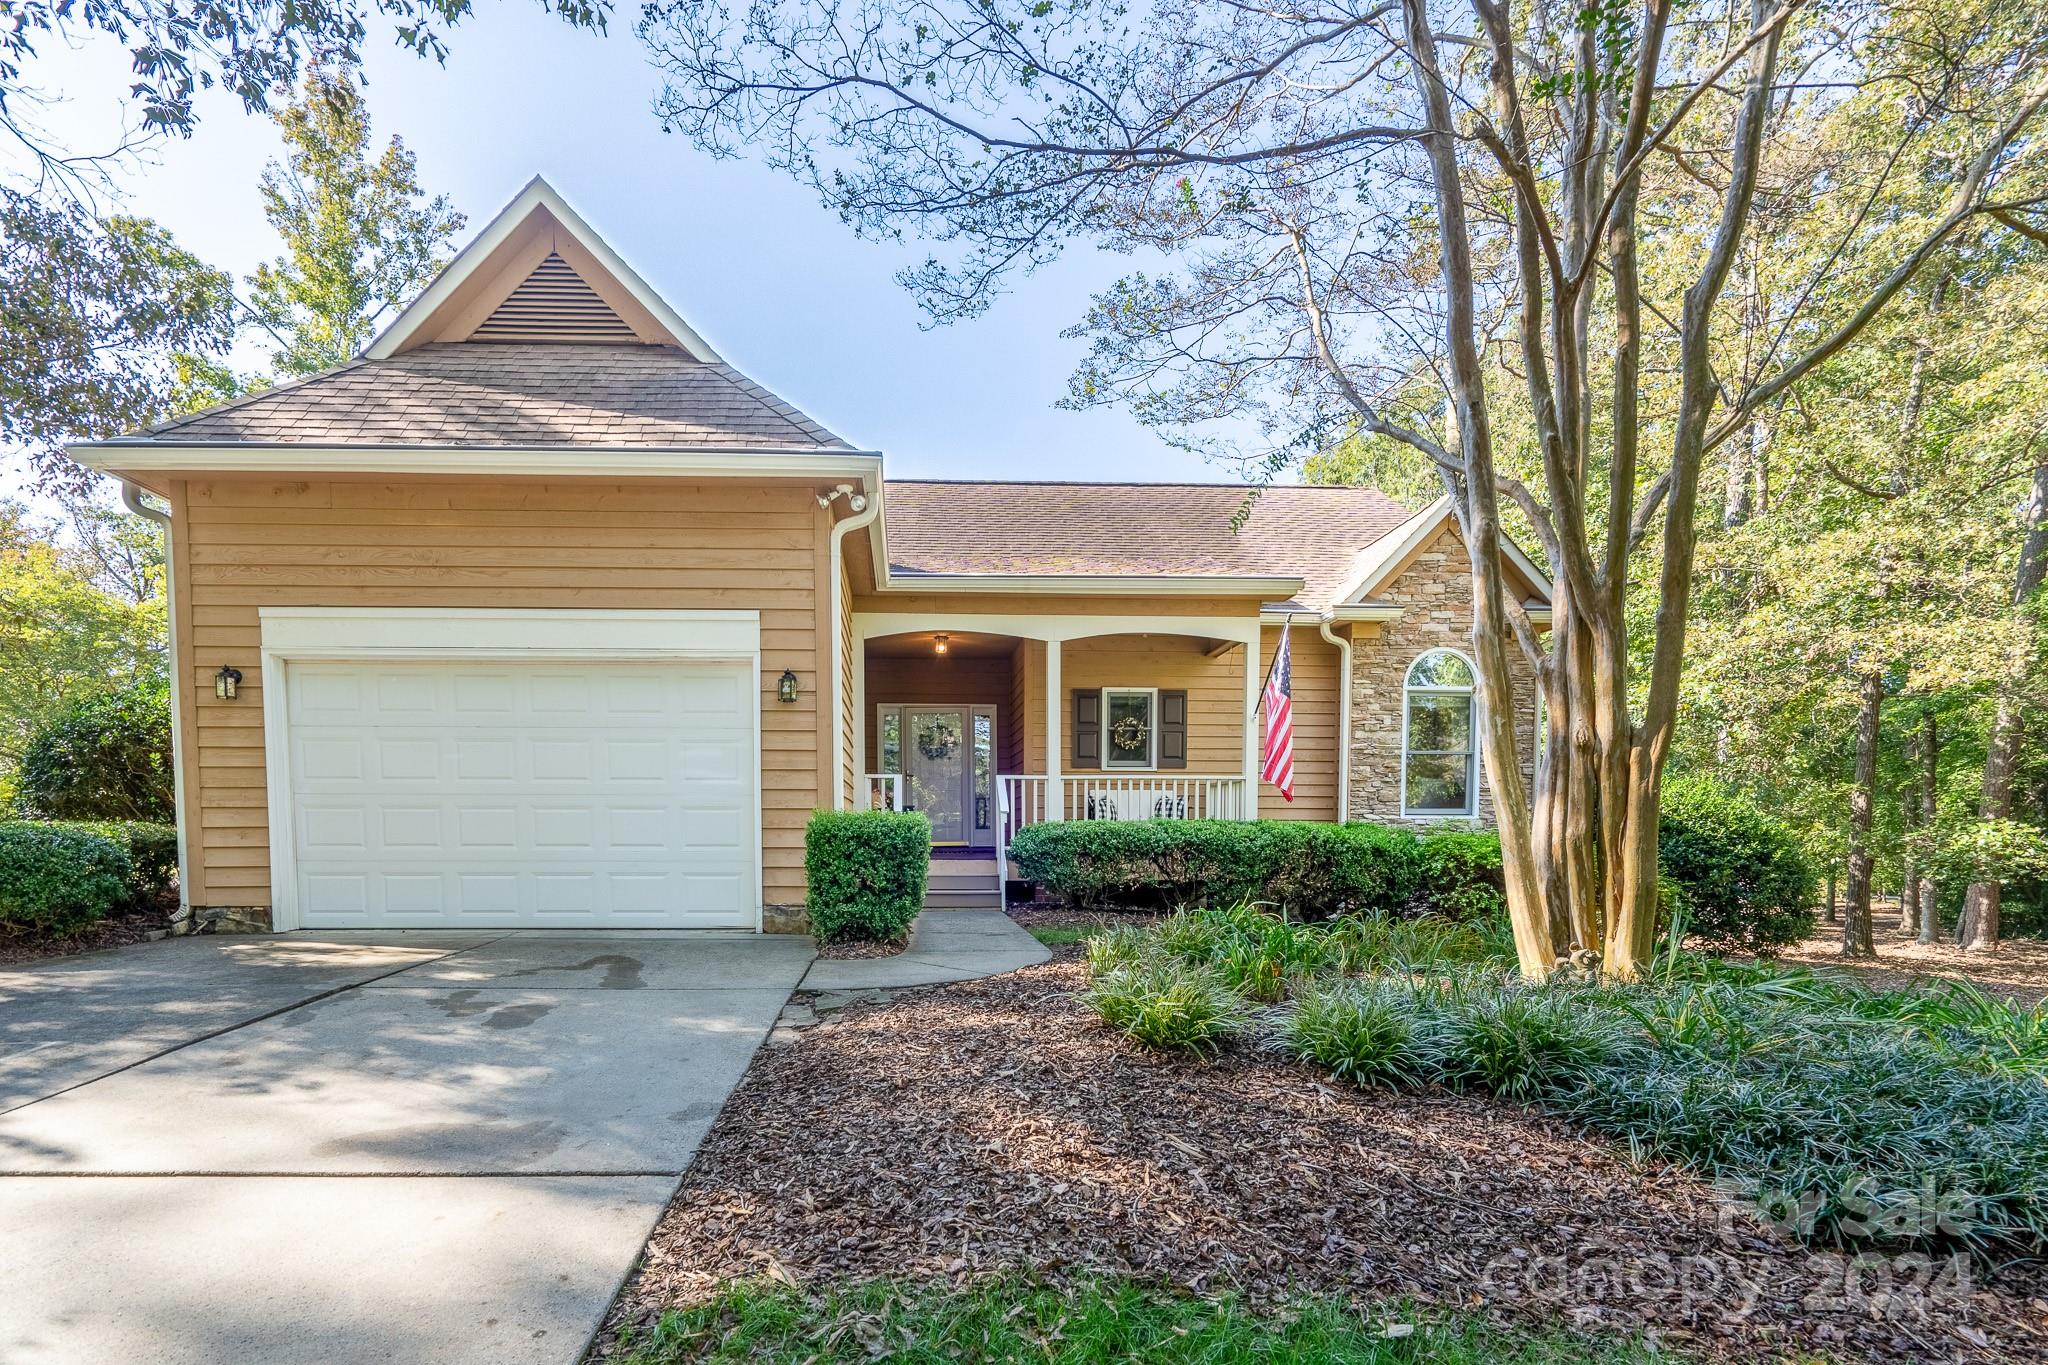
[{"x1": 1081, "y1": 956, "x2": 1248, "y2": 1053}]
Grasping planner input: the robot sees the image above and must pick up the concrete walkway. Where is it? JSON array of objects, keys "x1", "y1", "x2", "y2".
[
  {"x1": 801, "y1": 909, "x2": 1050, "y2": 991},
  {"x1": 0, "y1": 930, "x2": 812, "y2": 1365}
]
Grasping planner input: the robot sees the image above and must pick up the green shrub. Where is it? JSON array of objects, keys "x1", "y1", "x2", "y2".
[
  {"x1": 1082, "y1": 956, "x2": 1248, "y2": 1052},
  {"x1": 803, "y1": 810, "x2": 930, "y2": 942},
  {"x1": 14, "y1": 682, "x2": 174, "y2": 822},
  {"x1": 1009, "y1": 819, "x2": 1422, "y2": 918},
  {"x1": 1445, "y1": 986, "x2": 1636, "y2": 1100},
  {"x1": 0, "y1": 822, "x2": 135, "y2": 931},
  {"x1": 1658, "y1": 775, "x2": 1817, "y2": 953},
  {"x1": 50, "y1": 821, "x2": 177, "y2": 907},
  {"x1": 1278, "y1": 980, "x2": 1426, "y2": 1086},
  {"x1": 1413, "y1": 831, "x2": 1506, "y2": 921}
]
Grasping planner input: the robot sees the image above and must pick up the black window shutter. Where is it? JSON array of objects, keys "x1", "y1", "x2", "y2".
[
  {"x1": 1158, "y1": 690, "x2": 1188, "y2": 769},
  {"x1": 1073, "y1": 691, "x2": 1101, "y2": 767}
]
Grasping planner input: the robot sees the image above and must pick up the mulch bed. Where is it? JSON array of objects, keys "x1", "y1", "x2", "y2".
[
  {"x1": 811, "y1": 939, "x2": 907, "y2": 961},
  {"x1": 1780, "y1": 922, "x2": 2048, "y2": 1009},
  {"x1": 0, "y1": 908, "x2": 175, "y2": 967},
  {"x1": 1004, "y1": 906, "x2": 1165, "y2": 933},
  {"x1": 594, "y1": 955, "x2": 2048, "y2": 1364}
]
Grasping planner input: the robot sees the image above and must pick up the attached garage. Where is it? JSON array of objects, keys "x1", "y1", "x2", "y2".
[{"x1": 261, "y1": 609, "x2": 763, "y2": 932}]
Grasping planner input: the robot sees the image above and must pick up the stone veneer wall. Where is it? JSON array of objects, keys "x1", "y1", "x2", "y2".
[{"x1": 1347, "y1": 523, "x2": 1539, "y2": 830}]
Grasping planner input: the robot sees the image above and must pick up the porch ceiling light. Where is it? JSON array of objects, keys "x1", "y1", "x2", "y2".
[
  {"x1": 933, "y1": 634, "x2": 949, "y2": 655},
  {"x1": 214, "y1": 665, "x2": 243, "y2": 701}
]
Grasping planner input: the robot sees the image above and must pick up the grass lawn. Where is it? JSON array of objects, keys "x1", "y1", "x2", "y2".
[
  {"x1": 613, "y1": 1277, "x2": 1668, "y2": 1364},
  {"x1": 1024, "y1": 923, "x2": 1099, "y2": 948}
]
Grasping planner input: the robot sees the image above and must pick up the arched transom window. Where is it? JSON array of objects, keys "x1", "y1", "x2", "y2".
[{"x1": 1403, "y1": 649, "x2": 1477, "y2": 817}]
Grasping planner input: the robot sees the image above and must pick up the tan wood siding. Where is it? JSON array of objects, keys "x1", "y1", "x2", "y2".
[
  {"x1": 1059, "y1": 634, "x2": 1245, "y2": 775},
  {"x1": 1014, "y1": 640, "x2": 1046, "y2": 775},
  {"x1": 1257, "y1": 624, "x2": 1340, "y2": 822},
  {"x1": 174, "y1": 476, "x2": 827, "y2": 916}
]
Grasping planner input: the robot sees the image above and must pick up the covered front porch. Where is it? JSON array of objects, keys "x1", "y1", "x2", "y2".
[{"x1": 853, "y1": 615, "x2": 1263, "y2": 884}]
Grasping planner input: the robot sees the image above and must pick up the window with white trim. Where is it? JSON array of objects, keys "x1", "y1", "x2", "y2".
[
  {"x1": 1101, "y1": 688, "x2": 1156, "y2": 768},
  {"x1": 1403, "y1": 649, "x2": 1477, "y2": 816}
]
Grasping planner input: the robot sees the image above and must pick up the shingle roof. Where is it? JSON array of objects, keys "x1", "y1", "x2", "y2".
[
  {"x1": 133, "y1": 343, "x2": 847, "y2": 449},
  {"x1": 882, "y1": 481, "x2": 1415, "y2": 609}
]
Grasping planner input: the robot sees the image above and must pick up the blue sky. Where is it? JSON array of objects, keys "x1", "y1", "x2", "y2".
[{"x1": 4, "y1": 7, "x2": 1266, "y2": 497}]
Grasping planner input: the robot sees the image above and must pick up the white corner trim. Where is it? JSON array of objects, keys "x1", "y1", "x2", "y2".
[
  {"x1": 363, "y1": 176, "x2": 724, "y2": 363},
  {"x1": 258, "y1": 606, "x2": 766, "y2": 933},
  {"x1": 68, "y1": 442, "x2": 884, "y2": 484}
]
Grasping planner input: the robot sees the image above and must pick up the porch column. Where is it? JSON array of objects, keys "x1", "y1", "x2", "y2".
[
  {"x1": 1045, "y1": 637, "x2": 1063, "y2": 821},
  {"x1": 1242, "y1": 634, "x2": 1262, "y2": 820}
]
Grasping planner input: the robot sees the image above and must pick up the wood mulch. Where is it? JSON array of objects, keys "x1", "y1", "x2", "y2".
[
  {"x1": 594, "y1": 954, "x2": 2048, "y2": 1364},
  {"x1": 1004, "y1": 906, "x2": 1165, "y2": 934},
  {"x1": 0, "y1": 908, "x2": 175, "y2": 967},
  {"x1": 811, "y1": 939, "x2": 907, "y2": 961},
  {"x1": 1780, "y1": 922, "x2": 2048, "y2": 1009}
]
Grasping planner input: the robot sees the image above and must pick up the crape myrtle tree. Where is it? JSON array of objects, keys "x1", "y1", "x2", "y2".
[{"x1": 641, "y1": 0, "x2": 2048, "y2": 977}]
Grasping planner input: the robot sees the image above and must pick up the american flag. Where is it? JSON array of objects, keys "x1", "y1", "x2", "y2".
[{"x1": 1261, "y1": 617, "x2": 1295, "y2": 801}]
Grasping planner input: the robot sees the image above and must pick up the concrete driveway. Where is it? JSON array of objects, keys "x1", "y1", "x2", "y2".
[{"x1": 0, "y1": 930, "x2": 812, "y2": 1365}]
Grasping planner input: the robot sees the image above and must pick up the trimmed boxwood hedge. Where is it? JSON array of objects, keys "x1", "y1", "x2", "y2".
[
  {"x1": 1008, "y1": 820, "x2": 1423, "y2": 918},
  {"x1": 0, "y1": 822, "x2": 135, "y2": 932},
  {"x1": 805, "y1": 809, "x2": 932, "y2": 942},
  {"x1": 1414, "y1": 831, "x2": 1507, "y2": 922}
]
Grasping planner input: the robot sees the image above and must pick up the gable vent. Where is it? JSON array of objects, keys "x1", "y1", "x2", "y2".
[{"x1": 468, "y1": 252, "x2": 640, "y2": 343}]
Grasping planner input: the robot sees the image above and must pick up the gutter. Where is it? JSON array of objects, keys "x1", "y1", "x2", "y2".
[
  {"x1": 824, "y1": 486, "x2": 881, "y2": 809},
  {"x1": 120, "y1": 482, "x2": 191, "y2": 926},
  {"x1": 1317, "y1": 616, "x2": 1354, "y2": 822}
]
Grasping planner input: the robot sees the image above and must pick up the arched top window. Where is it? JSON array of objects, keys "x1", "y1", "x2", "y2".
[{"x1": 1403, "y1": 649, "x2": 1477, "y2": 816}]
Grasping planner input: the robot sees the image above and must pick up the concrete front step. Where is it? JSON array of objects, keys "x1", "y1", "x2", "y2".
[{"x1": 924, "y1": 890, "x2": 1005, "y2": 909}]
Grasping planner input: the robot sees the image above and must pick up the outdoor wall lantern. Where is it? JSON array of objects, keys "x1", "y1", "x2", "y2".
[
  {"x1": 214, "y1": 665, "x2": 243, "y2": 701},
  {"x1": 777, "y1": 669, "x2": 800, "y2": 704}
]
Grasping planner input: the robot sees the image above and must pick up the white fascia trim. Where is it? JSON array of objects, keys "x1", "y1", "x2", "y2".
[
  {"x1": 69, "y1": 442, "x2": 883, "y2": 486},
  {"x1": 1335, "y1": 495, "x2": 1555, "y2": 606},
  {"x1": 258, "y1": 606, "x2": 761, "y2": 659},
  {"x1": 877, "y1": 573, "x2": 1304, "y2": 597},
  {"x1": 854, "y1": 612, "x2": 1261, "y2": 648},
  {"x1": 363, "y1": 176, "x2": 723, "y2": 363}
]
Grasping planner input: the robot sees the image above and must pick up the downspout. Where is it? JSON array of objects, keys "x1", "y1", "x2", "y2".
[
  {"x1": 121, "y1": 481, "x2": 191, "y2": 925},
  {"x1": 1318, "y1": 615, "x2": 1352, "y2": 823},
  {"x1": 824, "y1": 485, "x2": 880, "y2": 809}
]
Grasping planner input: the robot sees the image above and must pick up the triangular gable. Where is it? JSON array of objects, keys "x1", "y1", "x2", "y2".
[
  {"x1": 365, "y1": 176, "x2": 722, "y2": 361},
  {"x1": 469, "y1": 252, "x2": 639, "y2": 343},
  {"x1": 1335, "y1": 495, "x2": 1554, "y2": 606}
]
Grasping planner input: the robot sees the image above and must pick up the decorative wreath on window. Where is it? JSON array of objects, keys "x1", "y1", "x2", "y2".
[
  {"x1": 916, "y1": 718, "x2": 962, "y2": 761},
  {"x1": 1110, "y1": 715, "x2": 1150, "y2": 754}
]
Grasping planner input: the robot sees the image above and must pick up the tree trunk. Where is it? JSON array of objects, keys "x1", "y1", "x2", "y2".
[
  {"x1": 1918, "y1": 710, "x2": 1940, "y2": 945},
  {"x1": 1826, "y1": 869, "x2": 1837, "y2": 923},
  {"x1": 1842, "y1": 669, "x2": 1882, "y2": 958},
  {"x1": 1899, "y1": 773, "x2": 1920, "y2": 933},
  {"x1": 1961, "y1": 455, "x2": 2048, "y2": 950}
]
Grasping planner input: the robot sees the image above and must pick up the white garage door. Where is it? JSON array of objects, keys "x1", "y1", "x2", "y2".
[{"x1": 283, "y1": 659, "x2": 757, "y2": 929}]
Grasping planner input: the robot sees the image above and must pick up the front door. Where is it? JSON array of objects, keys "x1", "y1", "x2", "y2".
[{"x1": 906, "y1": 708, "x2": 968, "y2": 844}]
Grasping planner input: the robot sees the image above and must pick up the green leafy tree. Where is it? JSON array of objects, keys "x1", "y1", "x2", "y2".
[
  {"x1": 1, "y1": 0, "x2": 608, "y2": 154},
  {"x1": 642, "y1": 0, "x2": 2048, "y2": 978},
  {"x1": 1, "y1": 191, "x2": 236, "y2": 492},
  {"x1": 0, "y1": 503, "x2": 167, "y2": 798},
  {"x1": 247, "y1": 65, "x2": 466, "y2": 377}
]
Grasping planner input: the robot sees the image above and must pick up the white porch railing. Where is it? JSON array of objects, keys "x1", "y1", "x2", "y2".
[
  {"x1": 996, "y1": 773, "x2": 1250, "y2": 856},
  {"x1": 864, "y1": 772, "x2": 904, "y2": 812}
]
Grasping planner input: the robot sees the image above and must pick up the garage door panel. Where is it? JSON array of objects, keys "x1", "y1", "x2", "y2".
[{"x1": 284, "y1": 659, "x2": 758, "y2": 929}]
